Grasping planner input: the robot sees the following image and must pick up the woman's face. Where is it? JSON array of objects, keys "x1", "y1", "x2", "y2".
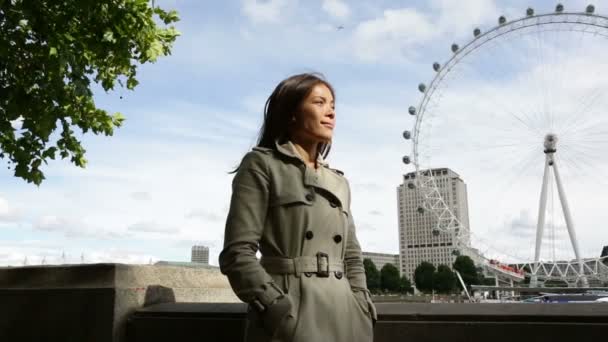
[{"x1": 291, "y1": 83, "x2": 335, "y2": 143}]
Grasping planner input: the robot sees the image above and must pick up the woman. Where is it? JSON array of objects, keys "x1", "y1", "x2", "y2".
[{"x1": 219, "y1": 73, "x2": 376, "y2": 342}]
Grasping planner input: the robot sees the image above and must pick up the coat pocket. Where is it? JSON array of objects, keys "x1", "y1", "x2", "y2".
[
  {"x1": 352, "y1": 290, "x2": 370, "y2": 315},
  {"x1": 248, "y1": 294, "x2": 293, "y2": 338}
]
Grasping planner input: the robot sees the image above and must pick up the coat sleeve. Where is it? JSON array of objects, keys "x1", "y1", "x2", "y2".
[{"x1": 219, "y1": 151, "x2": 284, "y2": 308}]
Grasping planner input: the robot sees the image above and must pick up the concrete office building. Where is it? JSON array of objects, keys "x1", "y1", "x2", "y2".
[
  {"x1": 362, "y1": 252, "x2": 400, "y2": 272},
  {"x1": 397, "y1": 168, "x2": 471, "y2": 283},
  {"x1": 191, "y1": 245, "x2": 210, "y2": 264}
]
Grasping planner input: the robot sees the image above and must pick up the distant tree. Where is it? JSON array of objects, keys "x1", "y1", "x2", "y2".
[
  {"x1": 414, "y1": 261, "x2": 435, "y2": 293},
  {"x1": 452, "y1": 255, "x2": 478, "y2": 289},
  {"x1": 398, "y1": 275, "x2": 414, "y2": 294},
  {"x1": 0, "y1": 0, "x2": 180, "y2": 184},
  {"x1": 544, "y1": 279, "x2": 568, "y2": 287},
  {"x1": 433, "y1": 264, "x2": 457, "y2": 294},
  {"x1": 363, "y1": 258, "x2": 380, "y2": 293},
  {"x1": 481, "y1": 277, "x2": 497, "y2": 286},
  {"x1": 380, "y1": 263, "x2": 401, "y2": 292}
]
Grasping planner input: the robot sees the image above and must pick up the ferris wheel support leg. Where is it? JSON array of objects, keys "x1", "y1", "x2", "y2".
[
  {"x1": 532, "y1": 155, "x2": 551, "y2": 287},
  {"x1": 552, "y1": 157, "x2": 589, "y2": 287}
]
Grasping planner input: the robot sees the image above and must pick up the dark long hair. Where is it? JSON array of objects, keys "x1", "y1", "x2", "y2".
[{"x1": 232, "y1": 73, "x2": 335, "y2": 173}]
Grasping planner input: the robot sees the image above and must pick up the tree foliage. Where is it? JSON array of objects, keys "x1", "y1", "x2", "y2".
[
  {"x1": 0, "y1": 0, "x2": 180, "y2": 184},
  {"x1": 363, "y1": 258, "x2": 380, "y2": 293},
  {"x1": 414, "y1": 261, "x2": 435, "y2": 293},
  {"x1": 380, "y1": 263, "x2": 400, "y2": 292},
  {"x1": 452, "y1": 255, "x2": 478, "y2": 289},
  {"x1": 544, "y1": 279, "x2": 568, "y2": 287},
  {"x1": 398, "y1": 275, "x2": 414, "y2": 294},
  {"x1": 433, "y1": 264, "x2": 457, "y2": 294}
]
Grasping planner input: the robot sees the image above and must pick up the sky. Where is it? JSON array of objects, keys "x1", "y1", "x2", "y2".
[{"x1": 1, "y1": 0, "x2": 606, "y2": 267}]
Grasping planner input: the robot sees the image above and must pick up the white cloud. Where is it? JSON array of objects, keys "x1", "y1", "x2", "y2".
[
  {"x1": 353, "y1": 8, "x2": 437, "y2": 62},
  {"x1": 34, "y1": 215, "x2": 127, "y2": 239},
  {"x1": 0, "y1": 196, "x2": 21, "y2": 222},
  {"x1": 185, "y1": 209, "x2": 223, "y2": 222},
  {"x1": 431, "y1": 0, "x2": 498, "y2": 36},
  {"x1": 351, "y1": 0, "x2": 498, "y2": 63},
  {"x1": 242, "y1": 0, "x2": 291, "y2": 24},
  {"x1": 130, "y1": 191, "x2": 152, "y2": 201},
  {"x1": 322, "y1": 0, "x2": 350, "y2": 19},
  {"x1": 0, "y1": 241, "x2": 159, "y2": 266},
  {"x1": 127, "y1": 221, "x2": 180, "y2": 234}
]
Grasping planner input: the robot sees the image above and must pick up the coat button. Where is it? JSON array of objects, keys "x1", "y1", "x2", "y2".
[
  {"x1": 330, "y1": 201, "x2": 337, "y2": 208},
  {"x1": 335, "y1": 271, "x2": 343, "y2": 279},
  {"x1": 304, "y1": 272, "x2": 313, "y2": 277},
  {"x1": 305, "y1": 231, "x2": 314, "y2": 240},
  {"x1": 305, "y1": 193, "x2": 314, "y2": 201},
  {"x1": 333, "y1": 234, "x2": 342, "y2": 243}
]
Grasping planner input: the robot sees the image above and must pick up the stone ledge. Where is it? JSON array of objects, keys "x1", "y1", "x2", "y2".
[
  {"x1": 0, "y1": 263, "x2": 239, "y2": 342},
  {"x1": 127, "y1": 302, "x2": 608, "y2": 342}
]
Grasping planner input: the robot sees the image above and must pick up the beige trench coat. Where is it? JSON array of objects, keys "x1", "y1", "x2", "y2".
[{"x1": 219, "y1": 140, "x2": 376, "y2": 342}]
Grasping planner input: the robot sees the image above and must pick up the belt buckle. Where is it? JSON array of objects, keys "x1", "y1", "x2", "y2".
[{"x1": 316, "y1": 252, "x2": 329, "y2": 277}]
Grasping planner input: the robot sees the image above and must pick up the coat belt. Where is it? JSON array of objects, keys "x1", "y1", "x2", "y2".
[{"x1": 260, "y1": 254, "x2": 344, "y2": 277}]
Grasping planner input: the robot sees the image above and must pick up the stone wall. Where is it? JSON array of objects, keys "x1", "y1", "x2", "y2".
[
  {"x1": 0, "y1": 263, "x2": 239, "y2": 342},
  {"x1": 128, "y1": 302, "x2": 608, "y2": 342}
]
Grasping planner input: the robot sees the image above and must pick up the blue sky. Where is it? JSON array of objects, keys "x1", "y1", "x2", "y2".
[{"x1": 2, "y1": 0, "x2": 606, "y2": 266}]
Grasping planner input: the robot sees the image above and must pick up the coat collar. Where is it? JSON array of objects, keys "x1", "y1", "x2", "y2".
[
  {"x1": 274, "y1": 139, "x2": 329, "y2": 168},
  {"x1": 274, "y1": 139, "x2": 348, "y2": 209}
]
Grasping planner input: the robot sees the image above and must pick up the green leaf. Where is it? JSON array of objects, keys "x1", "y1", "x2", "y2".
[
  {"x1": 103, "y1": 30, "x2": 116, "y2": 43},
  {"x1": 160, "y1": 10, "x2": 180, "y2": 24},
  {"x1": 145, "y1": 40, "x2": 164, "y2": 61},
  {"x1": 49, "y1": 47, "x2": 58, "y2": 56},
  {"x1": 126, "y1": 77, "x2": 139, "y2": 89},
  {"x1": 112, "y1": 113, "x2": 126, "y2": 126}
]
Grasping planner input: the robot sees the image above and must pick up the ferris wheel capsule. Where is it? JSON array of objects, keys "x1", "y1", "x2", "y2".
[
  {"x1": 451, "y1": 43, "x2": 459, "y2": 53},
  {"x1": 432, "y1": 228, "x2": 441, "y2": 236},
  {"x1": 407, "y1": 182, "x2": 416, "y2": 189},
  {"x1": 433, "y1": 62, "x2": 441, "y2": 71},
  {"x1": 402, "y1": 155, "x2": 411, "y2": 164},
  {"x1": 586, "y1": 5, "x2": 595, "y2": 14},
  {"x1": 418, "y1": 83, "x2": 427, "y2": 93},
  {"x1": 417, "y1": 207, "x2": 425, "y2": 214},
  {"x1": 403, "y1": 130, "x2": 411, "y2": 140},
  {"x1": 408, "y1": 106, "x2": 417, "y2": 115},
  {"x1": 499, "y1": 16, "x2": 507, "y2": 25},
  {"x1": 556, "y1": 4, "x2": 564, "y2": 13},
  {"x1": 473, "y1": 28, "x2": 481, "y2": 37},
  {"x1": 527, "y1": 7, "x2": 535, "y2": 16}
]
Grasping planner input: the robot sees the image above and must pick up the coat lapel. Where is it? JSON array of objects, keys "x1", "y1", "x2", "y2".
[{"x1": 274, "y1": 140, "x2": 348, "y2": 208}]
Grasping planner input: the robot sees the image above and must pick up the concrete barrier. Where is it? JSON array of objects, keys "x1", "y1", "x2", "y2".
[
  {"x1": 0, "y1": 263, "x2": 238, "y2": 342},
  {"x1": 127, "y1": 302, "x2": 608, "y2": 342}
]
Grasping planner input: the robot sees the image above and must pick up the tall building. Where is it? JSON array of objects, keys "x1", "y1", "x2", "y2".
[
  {"x1": 362, "y1": 252, "x2": 399, "y2": 272},
  {"x1": 191, "y1": 245, "x2": 209, "y2": 264},
  {"x1": 397, "y1": 168, "x2": 471, "y2": 284}
]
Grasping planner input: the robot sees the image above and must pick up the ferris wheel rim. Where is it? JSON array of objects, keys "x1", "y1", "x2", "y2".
[
  {"x1": 406, "y1": 7, "x2": 608, "y2": 282},
  {"x1": 413, "y1": 11, "x2": 608, "y2": 170}
]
